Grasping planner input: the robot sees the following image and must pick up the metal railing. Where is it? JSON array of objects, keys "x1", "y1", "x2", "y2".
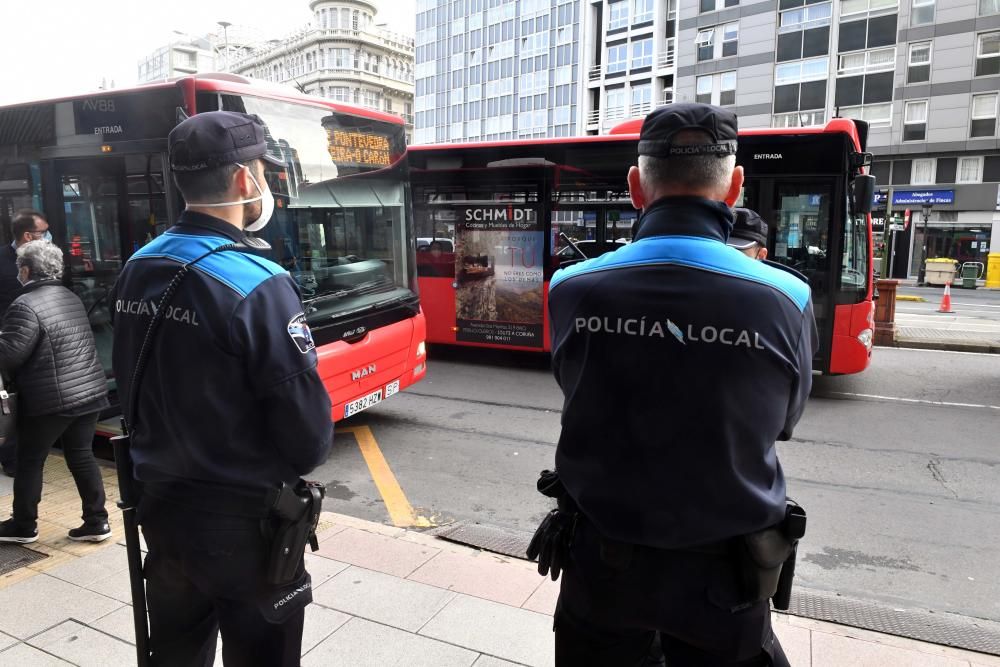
[
  {"x1": 588, "y1": 64, "x2": 602, "y2": 81},
  {"x1": 630, "y1": 101, "x2": 653, "y2": 117},
  {"x1": 586, "y1": 109, "x2": 601, "y2": 125},
  {"x1": 659, "y1": 89, "x2": 675, "y2": 106},
  {"x1": 657, "y1": 39, "x2": 676, "y2": 70}
]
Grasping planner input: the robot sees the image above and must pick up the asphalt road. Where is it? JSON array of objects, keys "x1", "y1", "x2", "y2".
[{"x1": 315, "y1": 345, "x2": 1000, "y2": 624}]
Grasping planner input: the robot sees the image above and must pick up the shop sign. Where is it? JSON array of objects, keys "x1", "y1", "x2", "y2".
[{"x1": 891, "y1": 190, "x2": 954, "y2": 206}]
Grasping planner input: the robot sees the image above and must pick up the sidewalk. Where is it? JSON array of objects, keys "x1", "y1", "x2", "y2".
[{"x1": 2, "y1": 460, "x2": 1000, "y2": 666}]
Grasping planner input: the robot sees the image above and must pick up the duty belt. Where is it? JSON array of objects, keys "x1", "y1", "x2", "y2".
[{"x1": 143, "y1": 479, "x2": 302, "y2": 520}]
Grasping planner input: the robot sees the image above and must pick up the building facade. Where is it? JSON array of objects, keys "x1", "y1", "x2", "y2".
[
  {"x1": 138, "y1": 38, "x2": 217, "y2": 83},
  {"x1": 578, "y1": 0, "x2": 999, "y2": 279},
  {"x1": 413, "y1": 0, "x2": 583, "y2": 144},
  {"x1": 229, "y1": 0, "x2": 415, "y2": 139}
]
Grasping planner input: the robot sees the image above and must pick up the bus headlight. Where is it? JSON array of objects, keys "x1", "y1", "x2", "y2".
[
  {"x1": 416, "y1": 341, "x2": 426, "y2": 358},
  {"x1": 857, "y1": 329, "x2": 873, "y2": 349}
]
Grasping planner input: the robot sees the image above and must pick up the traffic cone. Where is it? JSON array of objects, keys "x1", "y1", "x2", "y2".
[{"x1": 938, "y1": 282, "x2": 954, "y2": 313}]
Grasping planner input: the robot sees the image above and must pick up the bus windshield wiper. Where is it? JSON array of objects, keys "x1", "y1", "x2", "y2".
[{"x1": 303, "y1": 279, "x2": 393, "y2": 305}]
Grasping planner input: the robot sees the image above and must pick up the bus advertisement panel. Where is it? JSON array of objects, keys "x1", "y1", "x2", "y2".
[
  {"x1": 455, "y1": 204, "x2": 545, "y2": 348},
  {"x1": 0, "y1": 74, "x2": 427, "y2": 427},
  {"x1": 411, "y1": 118, "x2": 875, "y2": 375}
]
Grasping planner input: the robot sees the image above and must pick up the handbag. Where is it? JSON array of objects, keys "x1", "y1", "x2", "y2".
[{"x1": 0, "y1": 374, "x2": 16, "y2": 447}]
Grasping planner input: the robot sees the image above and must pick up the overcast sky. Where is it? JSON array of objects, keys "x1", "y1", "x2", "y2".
[{"x1": 0, "y1": 0, "x2": 415, "y2": 105}]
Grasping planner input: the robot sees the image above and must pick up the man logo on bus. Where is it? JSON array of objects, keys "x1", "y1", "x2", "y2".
[{"x1": 287, "y1": 313, "x2": 316, "y2": 354}]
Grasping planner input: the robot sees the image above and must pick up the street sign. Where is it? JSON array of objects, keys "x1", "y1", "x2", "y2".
[{"x1": 889, "y1": 224, "x2": 904, "y2": 231}]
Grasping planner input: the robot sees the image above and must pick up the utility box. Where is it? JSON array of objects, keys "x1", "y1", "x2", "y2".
[{"x1": 924, "y1": 258, "x2": 958, "y2": 286}]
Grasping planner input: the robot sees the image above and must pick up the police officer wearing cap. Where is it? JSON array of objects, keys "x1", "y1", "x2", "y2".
[
  {"x1": 729, "y1": 208, "x2": 770, "y2": 259},
  {"x1": 111, "y1": 111, "x2": 333, "y2": 666},
  {"x1": 531, "y1": 103, "x2": 817, "y2": 666}
]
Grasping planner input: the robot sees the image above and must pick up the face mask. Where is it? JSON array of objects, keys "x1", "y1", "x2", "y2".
[
  {"x1": 186, "y1": 163, "x2": 275, "y2": 233},
  {"x1": 42, "y1": 231, "x2": 52, "y2": 242}
]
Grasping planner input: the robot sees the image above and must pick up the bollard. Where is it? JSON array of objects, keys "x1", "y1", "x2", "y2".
[{"x1": 874, "y1": 279, "x2": 899, "y2": 346}]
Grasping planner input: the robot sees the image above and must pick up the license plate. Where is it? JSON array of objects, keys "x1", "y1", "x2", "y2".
[
  {"x1": 344, "y1": 389, "x2": 383, "y2": 418},
  {"x1": 385, "y1": 379, "x2": 400, "y2": 398}
]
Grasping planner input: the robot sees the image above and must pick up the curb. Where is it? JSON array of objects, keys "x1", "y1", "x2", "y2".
[
  {"x1": 881, "y1": 340, "x2": 1000, "y2": 354},
  {"x1": 895, "y1": 295, "x2": 926, "y2": 302}
]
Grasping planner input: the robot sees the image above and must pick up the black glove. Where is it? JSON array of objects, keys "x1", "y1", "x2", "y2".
[
  {"x1": 526, "y1": 508, "x2": 578, "y2": 581},
  {"x1": 526, "y1": 469, "x2": 579, "y2": 581}
]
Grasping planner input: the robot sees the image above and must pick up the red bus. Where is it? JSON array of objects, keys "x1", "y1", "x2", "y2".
[
  {"x1": 0, "y1": 73, "x2": 427, "y2": 427},
  {"x1": 410, "y1": 118, "x2": 875, "y2": 375}
]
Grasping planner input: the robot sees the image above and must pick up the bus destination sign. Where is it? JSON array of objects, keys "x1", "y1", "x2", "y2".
[{"x1": 327, "y1": 130, "x2": 392, "y2": 169}]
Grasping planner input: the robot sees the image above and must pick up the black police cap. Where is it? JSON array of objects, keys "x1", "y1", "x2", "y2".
[
  {"x1": 168, "y1": 111, "x2": 285, "y2": 172},
  {"x1": 728, "y1": 207, "x2": 769, "y2": 249},
  {"x1": 637, "y1": 102, "x2": 738, "y2": 159}
]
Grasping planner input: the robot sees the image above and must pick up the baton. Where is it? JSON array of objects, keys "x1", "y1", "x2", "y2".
[{"x1": 112, "y1": 433, "x2": 151, "y2": 667}]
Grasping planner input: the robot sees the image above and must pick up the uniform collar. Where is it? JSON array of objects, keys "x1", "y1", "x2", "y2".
[
  {"x1": 174, "y1": 211, "x2": 246, "y2": 243},
  {"x1": 633, "y1": 196, "x2": 734, "y2": 244}
]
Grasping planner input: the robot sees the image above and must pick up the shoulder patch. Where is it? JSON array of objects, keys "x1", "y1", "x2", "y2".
[{"x1": 287, "y1": 313, "x2": 316, "y2": 354}]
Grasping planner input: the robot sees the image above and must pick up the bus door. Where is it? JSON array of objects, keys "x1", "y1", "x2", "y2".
[
  {"x1": 741, "y1": 178, "x2": 836, "y2": 370},
  {"x1": 42, "y1": 153, "x2": 170, "y2": 385},
  {"x1": 550, "y1": 203, "x2": 635, "y2": 272}
]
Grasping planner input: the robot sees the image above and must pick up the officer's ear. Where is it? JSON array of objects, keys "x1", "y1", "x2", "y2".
[
  {"x1": 234, "y1": 163, "x2": 256, "y2": 198},
  {"x1": 724, "y1": 165, "x2": 745, "y2": 208},
  {"x1": 628, "y1": 166, "x2": 645, "y2": 211}
]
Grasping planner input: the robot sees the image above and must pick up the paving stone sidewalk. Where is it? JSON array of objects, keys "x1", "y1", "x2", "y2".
[{"x1": 2, "y1": 506, "x2": 1000, "y2": 666}]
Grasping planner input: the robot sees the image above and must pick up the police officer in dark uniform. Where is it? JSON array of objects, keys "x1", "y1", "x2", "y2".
[
  {"x1": 728, "y1": 208, "x2": 769, "y2": 260},
  {"x1": 111, "y1": 111, "x2": 333, "y2": 666},
  {"x1": 533, "y1": 104, "x2": 817, "y2": 666}
]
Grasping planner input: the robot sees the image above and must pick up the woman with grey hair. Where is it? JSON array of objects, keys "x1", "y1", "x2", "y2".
[{"x1": 0, "y1": 240, "x2": 111, "y2": 543}]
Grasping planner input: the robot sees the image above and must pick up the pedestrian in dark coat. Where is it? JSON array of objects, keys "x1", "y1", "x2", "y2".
[{"x1": 0, "y1": 240, "x2": 111, "y2": 544}]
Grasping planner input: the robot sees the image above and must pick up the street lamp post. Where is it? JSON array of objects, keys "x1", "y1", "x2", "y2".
[
  {"x1": 917, "y1": 202, "x2": 933, "y2": 285},
  {"x1": 217, "y1": 21, "x2": 232, "y2": 72}
]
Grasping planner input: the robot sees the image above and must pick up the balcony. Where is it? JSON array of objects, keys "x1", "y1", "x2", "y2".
[
  {"x1": 588, "y1": 64, "x2": 602, "y2": 81},
  {"x1": 658, "y1": 89, "x2": 675, "y2": 107},
  {"x1": 629, "y1": 101, "x2": 653, "y2": 118},
  {"x1": 586, "y1": 109, "x2": 601, "y2": 126},
  {"x1": 657, "y1": 39, "x2": 676, "y2": 70}
]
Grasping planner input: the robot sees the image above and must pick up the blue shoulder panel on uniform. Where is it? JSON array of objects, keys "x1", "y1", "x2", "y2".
[
  {"x1": 128, "y1": 231, "x2": 285, "y2": 298},
  {"x1": 550, "y1": 236, "x2": 810, "y2": 312}
]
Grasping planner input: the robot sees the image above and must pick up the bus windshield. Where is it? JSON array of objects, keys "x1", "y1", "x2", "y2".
[{"x1": 213, "y1": 93, "x2": 415, "y2": 323}]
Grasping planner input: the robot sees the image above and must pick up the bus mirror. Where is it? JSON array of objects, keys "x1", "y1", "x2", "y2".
[{"x1": 853, "y1": 175, "x2": 876, "y2": 214}]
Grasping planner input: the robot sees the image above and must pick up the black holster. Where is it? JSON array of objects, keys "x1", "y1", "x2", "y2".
[
  {"x1": 265, "y1": 480, "x2": 326, "y2": 585},
  {"x1": 737, "y1": 501, "x2": 807, "y2": 611}
]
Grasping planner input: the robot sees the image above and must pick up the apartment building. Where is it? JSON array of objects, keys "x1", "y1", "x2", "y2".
[
  {"x1": 579, "y1": 0, "x2": 998, "y2": 278},
  {"x1": 413, "y1": 0, "x2": 583, "y2": 143}
]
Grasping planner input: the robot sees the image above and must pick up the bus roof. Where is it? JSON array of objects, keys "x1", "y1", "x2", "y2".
[
  {"x1": 412, "y1": 116, "x2": 864, "y2": 157},
  {"x1": 0, "y1": 73, "x2": 404, "y2": 127}
]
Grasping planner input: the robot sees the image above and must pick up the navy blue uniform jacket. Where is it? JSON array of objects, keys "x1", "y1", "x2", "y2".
[
  {"x1": 110, "y1": 212, "x2": 332, "y2": 490},
  {"x1": 549, "y1": 196, "x2": 817, "y2": 549}
]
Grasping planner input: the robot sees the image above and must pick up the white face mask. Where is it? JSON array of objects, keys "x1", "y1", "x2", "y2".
[{"x1": 186, "y1": 162, "x2": 275, "y2": 233}]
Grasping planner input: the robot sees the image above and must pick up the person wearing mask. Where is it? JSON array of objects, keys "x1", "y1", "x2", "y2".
[
  {"x1": 728, "y1": 207, "x2": 769, "y2": 260},
  {"x1": 0, "y1": 210, "x2": 52, "y2": 476},
  {"x1": 0, "y1": 240, "x2": 111, "y2": 543},
  {"x1": 532, "y1": 103, "x2": 817, "y2": 666},
  {"x1": 111, "y1": 111, "x2": 333, "y2": 666}
]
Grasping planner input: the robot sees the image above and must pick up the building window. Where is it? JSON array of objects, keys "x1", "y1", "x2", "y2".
[
  {"x1": 903, "y1": 100, "x2": 927, "y2": 141},
  {"x1": 958, "y1": 156, "x2": 984, "y2": 183},
  {"x1": 633, "y1": 0, "x2": 654, "y2": 23},
  {"x1": 779, "y1": 2, "x2": 832, "y2": 32},
  {"x1": 841, "y1": 0, "x2": 898, "y2": 15},
  {"x1": 606, "y1": 87, "x2": 627, "y2": 121},
  {"x1": 609, "y1": 0, "x2": 629, "y2": 30},
  {"x1": 976, "y1": 32, "x2": 1000, "y2": 76},
  {"x1": 971, "y1": 93, "x2": 998, "y2": 138},
  {"x1": 907, "y1": 42, "x2": 931, "y2": 83},
  {"x1": 911, "y1": 158, "x2": 935, "y2": 184},
  {"x1": 982, "y1": 0, "x2": 1000, "y2": 16},
  {"x1": 695, "y1": 70, "x2": 737, "y2": 105},
  {"x1": 840, "y1": 102, "x2": 892, "y2": 125},
  {"x1": 695, "y1": 28, "x2": 715, "y2": 61},
  {"x1": 910, "y1": 0, "x2": 934, "y2": 25},
  {"x1": 632, "y1": 38, "x2": 653, "y2": 68},
  {"x1": 837, "y1": 46, "x2": 894, "y2": 75},
  {"x1": 775, "y1": 56, "x2": 830, "y2": 85},
  {"x1": 777, "y1": 1, "x2": 832, "y2": 62},
  {"x1": 722, "y1": 23, "x2": 739, "y2": 57},
  {"x1": 701, "y1": 0, "x2": 738, "y2": 11},
  {"x1": 772, "y1": 110, "x2": 827, "y2": 127},
  {"x1": 607, "y1": 43, "x2": 628, "y2": 73},
  {"x1": 631, "y1": 83, "x2": 652, "y2": 115},
  {"x1": 696, "y1": 75, "x2": 712, "y2": 104}
]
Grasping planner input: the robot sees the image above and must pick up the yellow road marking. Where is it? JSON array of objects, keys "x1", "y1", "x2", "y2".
[{"x1": 340, "y1": 425, "x2": 433, "y2": 528}]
